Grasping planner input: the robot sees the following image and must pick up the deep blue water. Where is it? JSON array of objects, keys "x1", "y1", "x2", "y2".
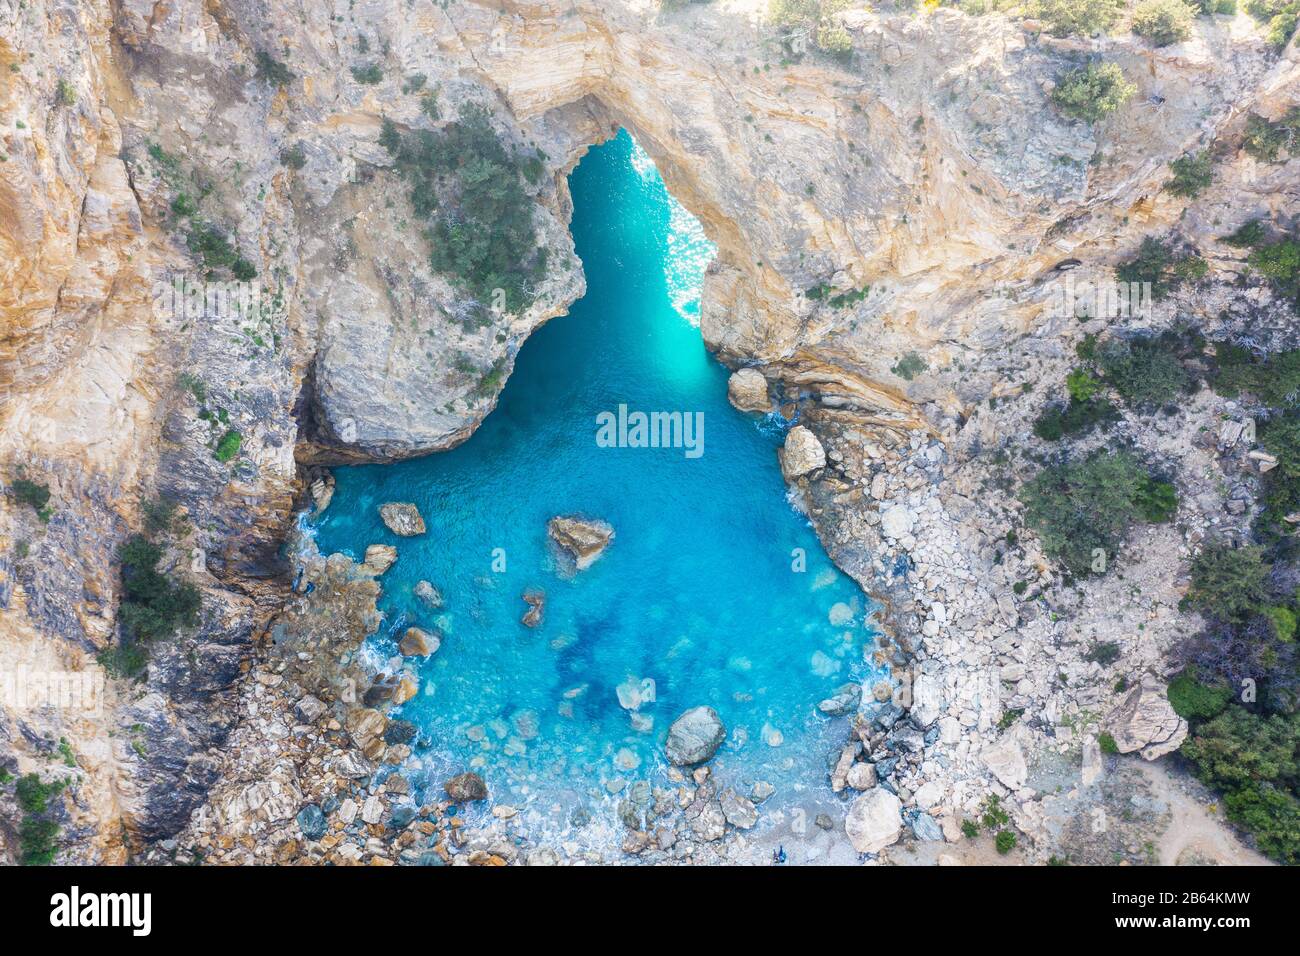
[{"x1": 311, "y1": 132, "x2": 880, "y2": 838}]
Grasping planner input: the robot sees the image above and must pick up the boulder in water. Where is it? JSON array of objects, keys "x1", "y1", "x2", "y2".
[
  {"x1": 521, "y1": 589, "x2": 545, "y2": 628},
  {"x1": 727, "y1": 368, "x2": 770, "y2": 413},
  {"x1": 379, "y1": 501, "x2": 426, "y2": 537},
  {"x1": 399, "y1": 626, "x2": 440, "y2": 657},
  {"x1": 665, "y1": 706, "x2": 726, "y2": 765},
  {"x1": 547, "y1": 516, "x2": 615, "y2": 570},
  {"x1": 779, "y1": 425, "x2": 826, "y2": 479},
  {"x1": 363, "y1": 544, "x2": 397, "y2": 575},
  {"x1": 444, "y1": 772, "x2": 488, "y2": 802}
]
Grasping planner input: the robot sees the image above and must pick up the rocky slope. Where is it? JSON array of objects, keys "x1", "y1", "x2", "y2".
[{"x1": 0, "y1": 0, "x2": 1296, "y2": 863}]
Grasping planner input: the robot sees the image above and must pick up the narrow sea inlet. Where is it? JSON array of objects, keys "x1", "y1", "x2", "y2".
[{"x1": 311, "y1": 132, "x2": 882, "y2": 845}]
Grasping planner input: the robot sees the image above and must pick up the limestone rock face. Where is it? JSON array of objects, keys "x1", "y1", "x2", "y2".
[
  {"x1": 1105, "y1": 679, "x2": 1188, "y2": 760},
  {"x1": 665, "y1": 706, "x2": 726, "y2": 766},
  {"x1": 547, "y1": 516, "x2": 615, "y2": 570},
  {"x1": 727, "y1": 368, "x2": 770, "y2": 413},
  {"x1": 379, "y1": 502, "x2": 426, "y2": 537},
  {"x1": 845, "y1": 788, "x2": 902, "y2": 854},
  {"x1": 780, "y1": 426, "x2": 827, "y2": 479}
]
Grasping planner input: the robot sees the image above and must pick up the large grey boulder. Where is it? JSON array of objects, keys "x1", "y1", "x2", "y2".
[
  {"x1": 779, "y1": 425, "x2": 826, "y2": 479},
  {"x1": 379, "y1": 502, "x2": 426, "y2": 536},
  {"x1": 845, "y1": 788, "x2": 902, "y2": 853},
  {"x1": 547, "y1": 516, "x2": 615, "y2": 570},
  {"x1": 1105, "y1": 678, "x2": 1188, "y2": 760},
  {"x1": 727, "y1": 368, "x2": 770, "y2": 412},
  {"x1": 665, "y1": 706, "x2": 726, "y2": 765}
]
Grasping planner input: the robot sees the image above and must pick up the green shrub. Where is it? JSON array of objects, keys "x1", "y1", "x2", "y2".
[
  {"x1": 1098, "y1": 731, "x2": 1120, "y2": 754},
  {"x1": 1086, "y1": 641, "x2": 1122, "y2": 665},
  {"x1": 1097, "y1": 335, "x2": 1192, "y2": 409},
  {"x1": 16, "y1": 773, "x2": 63, "y2": 814},
  {"x1": 384, "y1": 105, "x2": 547, "y2": 313},
  {"x1": 351, "y1": 63, "x2": 384, "y2": 85},
  {"x1": 1021, "y1": 449, "x2": 1161, "y2": 575},
  {"x1": 187, "y1": 222, "x2": 256, "y2": 279},
  {"x1": 891, "y1": 352, "x2": 928, "y2": 380},
  {"x1": 1167, "y1": 670, "x2": 1232, "y2": 720},
  {"x1": 1116, "y1": 237, "x2": 1204, "y2": 300},
  {"x1": 1066, "y1": 367, "x2": 1103, "y2": 403},
  {"x1": 1212, "y1": 344, "x2": 1300, "y2": 407},
  {"x1": 255, "y1": 51, "x2": 294, "y2": 87},
  {"x1": 1242, "y1": 109, "x2": 1300, "y2": 162},
  {"x1": 117, "y1": 535, "x2": 201, "y2": 644},
  {"x1": 1187, "y1": 543, "x2": 1271, "y2": 622},
  {"x1": 1135, "y1": 475, "x2": 1179, "y2": 522},
  {"x1": 20, "y1": 816, "x2": 61, "y2": 865},
  {"x1": 1266, "y1": 605, "x2": 1297, "y2": 641},
  {"x1": 960, "y1": 818, "x2": 979, "y2": 838},
  {"x1": 1182, "y1": 707, "x2": 1299, "y2": 792},
  {"x1": 1050, "y1": 61, "x2": 1135, "y2": 122},
  {"x1": 1132, "y1": 0, "x2": 1197, "y2": 45},
  {"x1": 279, "y1": 144, "x2": 307, "y2": 170},
  {"x1": 1244, "y1": 0, "x2": 1300, "y2": 48},
  {"x1": 1224, "y1": 784, "x2": 1300, "y2": 863},
  {"x1": 214, "y1": 429, "x2": 242, "y2": 463},
  {"x1": 995, "y1": 830, "x2": 1017, "y2": 854},
  {"x1": 1222, "y1": 219, "x2": 1266, "y2": 248},
  {"x1": 1247, "y1": 239, "x2": 1300, "y2": 298},
  {"x1": 1165, "y1": 149, "x2": 1214, "y2": 198},
  {"x1": 56, "y1": 78, "x2": 76, "y2": 106},
  {"x1": 980, "y1": 794, "x2": 1010, "y2": 829},
  {"x1": 767, "y1": 0, "x2": 856, "y2": 55},
  {"x1": 1030, "y1": 0, "x2": 1125, "y2": 36},
  {"x1": 1032, "y1": 398, "x2": 1119, "y2": 441},
  {"x1": 10, "y1": 477, "x2": 50, "y2": 513}
]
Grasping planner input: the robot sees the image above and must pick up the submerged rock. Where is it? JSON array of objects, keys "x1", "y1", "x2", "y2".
[
  {"x1": 399, "y1": 626, "x2": 440, "y2": 657},
  {"x1": 444, "y1": 772, "x2": 489, "y2": 802},
  {"x1": 845, "y1": 788, "x2": 902, "y2": 854},
  {"x1": 665, "y1": 706, "x2": 726, "y2": 765},
  {"x1": 379, "y1": 501, "x2": 426, "y2": 537},
  {"x1": 521, "y1": 589, "x2": 545, "y2": 627},
  {"x1": 296, "y1": 804, "x2": 327, "y2": 841},
  {"x1": 727, "y1": 367, "x2": 770, "y2": 413},
  {"x1": 413, "y1": 580, "x2": 443, "y2": 608},
  {"x1": 779, "y1": 425, "x2": 826, "y2": 479},
  {"x1": 547, "y1": 515, "x2": 615, "y2": 570}
]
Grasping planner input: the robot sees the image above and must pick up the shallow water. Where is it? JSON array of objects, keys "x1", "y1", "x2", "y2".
[{"x1": 311, "y1": 132, "x2": 881, "y2": 843}]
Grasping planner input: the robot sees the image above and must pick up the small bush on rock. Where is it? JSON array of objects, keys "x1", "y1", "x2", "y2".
[
  {"x1": 1132, "y1": 0, "x2": 1197, "y2": 45},
  {"x1": 1050, "y1": 61, "x2": 1135, "y2": 122}
]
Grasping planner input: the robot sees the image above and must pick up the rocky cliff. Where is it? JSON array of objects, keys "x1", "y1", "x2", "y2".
[{"x1": 0, "y1": 0, "x2": 1296, "y2": 863}]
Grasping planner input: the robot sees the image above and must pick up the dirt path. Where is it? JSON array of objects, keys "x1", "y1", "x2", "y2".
[{"x1": 1137, "y1": 761, "x2": 1273, "y2": 866}]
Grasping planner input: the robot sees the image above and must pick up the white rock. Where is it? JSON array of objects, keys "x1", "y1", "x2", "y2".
[
  {"x1": 780, "y1": 426, "x2": 826, "y2": 479},
  {"x1": 845, "y1": 788, "x2": 902, "y2": 854},
  {"x1": 980, "y1": 736, "x2": 1028, "y2": 790}
]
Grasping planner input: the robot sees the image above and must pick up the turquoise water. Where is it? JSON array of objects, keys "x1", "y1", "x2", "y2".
[{"x1": 312, "y1": 132, "x2": 879, "y2": 837}]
